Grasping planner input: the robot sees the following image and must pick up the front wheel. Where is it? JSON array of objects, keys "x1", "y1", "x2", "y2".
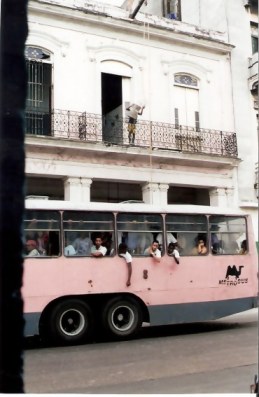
[
  {"x1": 48, "y1": 299, "x2": 93, "y2": 344},
  {"x1": 102, "y1": 297, "x2": 142, "y2": 339}
]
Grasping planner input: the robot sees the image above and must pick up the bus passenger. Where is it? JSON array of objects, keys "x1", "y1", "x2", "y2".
[
  {"x1": 101, "y1": 232, "x2": 113, "y2": 255},
  {"x1": 239, "y1": 239, "x2": 247, "y2": 255},
  {"x1": 26, "y1": 240, "x2": 40, "y2": 257},
  {"x1": 73, "y1": 232, "x2": 92, "y2": 255},
  {"x1": 156, "y1": 232, "x2": 177, "y2": 246},
  {"x1": 64, "y1": 235, "x2": 76, "y2": 256},
  {"x1": 36, "y1": 231, "x2": 49, "y2": 255},
  {"x1": 168, "y1": 242, "x2": 180, "y2": 264},
  {"x1": 118, "y1": 243, "x2": 132, "y2": 287},
  {"x1": 144, "y1": 240, "x2": 161, "y2": 262},
  {"x1": 139, "y1": 233, "x2": 153, "y2": 254},
  {"x1": 91, "y1": 237, "x2": 107, "y2": 257},
  {"x1": 192, "y1": 238, "x2": 207, "y2": 255}
]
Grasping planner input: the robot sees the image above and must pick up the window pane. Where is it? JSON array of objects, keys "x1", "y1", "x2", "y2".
[
  {"x1": 209, "y1": 216, "x2": 247, "y2": 255},
  {"x1": 63, "y1": 211, "x2": 114, "y2": 256},
  {"x1": 24, "y1": 210, "x2": 60, "y2": 256},
  {"x1": 251, "y1": 35, "x2": 258, "y2": 54},
  {"x1": 166, "y1": 214, "x2": 208, "y2": 256},
  {"x1": 117, "y1": 213, "x2": 163, "y2": 255}
]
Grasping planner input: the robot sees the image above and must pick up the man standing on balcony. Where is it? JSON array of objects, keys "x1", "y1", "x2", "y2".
[{"x1": 126, "y1": 103, "x2": 145, "y2": 145}]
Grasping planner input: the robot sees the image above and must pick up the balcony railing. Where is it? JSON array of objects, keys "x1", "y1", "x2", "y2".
[{"x1": 25, "y1": 109, "x2": 238, "y2": 158}]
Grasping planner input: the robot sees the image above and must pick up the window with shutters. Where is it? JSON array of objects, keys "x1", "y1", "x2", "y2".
[{"x1": 173, "y1": 73, "x2": 199, "y2": 128}]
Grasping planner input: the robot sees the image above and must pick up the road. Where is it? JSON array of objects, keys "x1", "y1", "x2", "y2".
[{"x1": 24, "y1": 308, "x2": 258, "y2": 394}]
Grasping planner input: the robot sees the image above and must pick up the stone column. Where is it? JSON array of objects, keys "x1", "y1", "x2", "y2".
[
  {"x1": 64, "y1": 177, "x2": 92, "y2": 202},
  {"x1": 142, "y1": 182, "x2": 169, "y2": 205},
  {"x1": 159, "y1": 183, "x2": 169, "y2": 206},
  {"x1": 225, "y1": 187, "x2": 235, "y2": 207},
  {"x1": 209, "y1": 188, "x2": 228, "y2": 207}
]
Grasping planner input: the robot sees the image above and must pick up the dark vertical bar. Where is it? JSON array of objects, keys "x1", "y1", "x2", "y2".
[
  {"x1": 174, "y1": 107, "x2": 179, "y2": 129},
  {"x1": 220, "y1": 130, "x2": 223, "y2": 155},
  {"x1": 195, "y1": 111, "x2": 200, "y2": 132},
  {"x1": 0, "y1": 0, "x2": 28, "y2": 392},
  {"x1": 177, "y1": 0, "x2": 182, "y2": 21}
]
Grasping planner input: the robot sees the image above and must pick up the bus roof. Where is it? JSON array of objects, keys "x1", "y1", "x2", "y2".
[{"x1": 25, "y1": 199, "x2": 247, "y2": 216}]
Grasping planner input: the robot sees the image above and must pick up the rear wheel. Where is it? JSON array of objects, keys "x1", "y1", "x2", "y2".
[
  {"x1": 102, "y1": 297, "x2": 142, "y2": 339},
  {"x1": 48, "y1": 299, "x2": 93, "y2": 344}
]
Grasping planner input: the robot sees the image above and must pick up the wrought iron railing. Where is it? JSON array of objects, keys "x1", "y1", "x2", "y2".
[{"x1": 25, "y1": 109, "x2": 238, "y2": 158}]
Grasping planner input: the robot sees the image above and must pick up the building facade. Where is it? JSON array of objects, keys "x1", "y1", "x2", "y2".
[{"x1": 25, "y1": 0, "x2": 258, "y2": 235}]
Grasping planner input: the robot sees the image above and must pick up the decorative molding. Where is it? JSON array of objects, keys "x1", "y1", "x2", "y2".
[
  {"x1": 86, "y1": 43, "x2": 145, "y2": 70},
  {"x1": 26, "y1": 26, "x2": 69, "y2": 57},
  {"x1": 161, "y1": 58, "x2": 212, "y2": 82},
  {"x1": 159, "y1": 183, "x2": 169, "y2": 192}
]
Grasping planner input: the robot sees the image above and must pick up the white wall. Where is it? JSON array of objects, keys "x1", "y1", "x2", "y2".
[{"x1": 25, "y1": 0, "x2": 257, "y2": 234}]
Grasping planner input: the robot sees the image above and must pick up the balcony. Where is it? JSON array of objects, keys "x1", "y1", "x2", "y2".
[{"x1": 25, "y1": 109, "x2": 238, "y2": 158}]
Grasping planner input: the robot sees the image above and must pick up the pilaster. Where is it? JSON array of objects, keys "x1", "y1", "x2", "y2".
[{"x1": 64, "y1": 177, "x2": 92, "y2": 202}]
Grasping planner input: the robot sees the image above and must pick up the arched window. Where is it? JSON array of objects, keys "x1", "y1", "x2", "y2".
[
  {"x1": 25, "y1": 46, "x2": 52, "y2": 136},
  {"x1": 174, "y1": 73, "x2": 198, "y2": 88},
  {"x1": 173, "y1": 73, "x2": 200, "y2": 131}
]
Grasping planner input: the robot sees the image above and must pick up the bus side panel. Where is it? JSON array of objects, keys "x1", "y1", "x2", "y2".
[
  {"x1": 148, "y1": 296, "x2": 257, "y2": 326},
  {"x1": 24, "y1": 312, "x2": 41, "y2": 336}
]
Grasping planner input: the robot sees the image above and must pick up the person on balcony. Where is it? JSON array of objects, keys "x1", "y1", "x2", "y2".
[{"x1": 126, "y1": 103, "x2": 145, "y2": 145}]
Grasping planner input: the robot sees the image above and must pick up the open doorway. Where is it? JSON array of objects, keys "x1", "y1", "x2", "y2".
[{"x1": 101, "y1": 73, "x2": 123, "y2": 144}]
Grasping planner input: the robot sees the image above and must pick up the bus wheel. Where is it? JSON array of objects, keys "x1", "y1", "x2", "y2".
[
  {"x1": 102, "y1": 298, "x2": 142, "y2": 338},
  {"x1": 48, "y1": 299, "x2": 93, "y2": 344}
]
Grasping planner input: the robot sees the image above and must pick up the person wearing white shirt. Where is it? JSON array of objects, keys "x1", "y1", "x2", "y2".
[
  {"x1": 73, "y1": 232, "x2": 91, "y2": 255},
  {"x1": 156, "y1": 232, "x2": 177, "y2": 246},
  {"x1": 64, "y1": 244, "x2": 76, "y2": 256},
  {"x1": 26, "y1": 240, "x2": 40, "y2": 256},
  {"x1": 126, "y1": 103, "x2": 145, "y2": 145},
  {"x1": 144, "y1": 240, "x2": 161, "y2": 262},
  {"x1": 168, "y1": 242, "x2": 180, "y2": 264},
  {"x1": 91, "y1": 237, "x2": 107, "y2": 257},
  {"x1": 119, "y1": 243, "x2": 132, "y2": 287}
]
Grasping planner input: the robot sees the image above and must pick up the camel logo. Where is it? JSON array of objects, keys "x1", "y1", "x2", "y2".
[
  {"x1": 225, "y1": 265, "x2": 244, "y2": 279},
  {"x1": 219, "y1": 265, "x2": 248, "y2": 286}
]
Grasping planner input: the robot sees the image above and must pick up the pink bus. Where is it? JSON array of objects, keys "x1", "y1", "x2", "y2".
[{"x1": 23, "y1": 199, "x2": 258, "y2": 344}]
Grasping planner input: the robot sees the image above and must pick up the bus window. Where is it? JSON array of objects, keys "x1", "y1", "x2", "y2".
[
  {"x1": 166, "y1": 214, "x2": 208, "y2": 256},
  {"x1": 24, "y1": 210, "x2": 61, "y2": 256},
  {"x1": 209, "y1": 216, "x2": 247, "y2": 255},
  {"x1": 117, "y1": 213, "x2": 163, "y2": 256},
  {"x1": 63, "y1": 211, "x2": 114, "y2": 256}
]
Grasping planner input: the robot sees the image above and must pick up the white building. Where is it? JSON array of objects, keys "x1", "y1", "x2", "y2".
[{"x1": 25, "y1": 0, "x2": 258, "y2": 236}]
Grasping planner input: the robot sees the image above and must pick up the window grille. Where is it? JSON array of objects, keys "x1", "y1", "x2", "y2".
[
  {"x1": 174, "y1": 74, "x2": 198, "y2": 88},
  {"x1": 25, "y1": 46, "x2": 52, "y2": 136}
]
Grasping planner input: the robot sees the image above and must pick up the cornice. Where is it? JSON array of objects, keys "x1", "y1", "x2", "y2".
[{"x1": 28, "y1": 1, "x2": 234, "y2": 55}]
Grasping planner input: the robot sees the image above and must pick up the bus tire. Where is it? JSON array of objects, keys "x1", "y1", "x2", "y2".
[
  {"x1": 102, "y1": 297, "x2": 142, "y2": 338},
  {"x1": 48, "y1": 299, "x2": 93, "y2": 344}
]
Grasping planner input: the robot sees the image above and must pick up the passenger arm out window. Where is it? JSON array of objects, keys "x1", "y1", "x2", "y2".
[{"x1": 117, "y1": 213, "x2": 163, "y2": 256}]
